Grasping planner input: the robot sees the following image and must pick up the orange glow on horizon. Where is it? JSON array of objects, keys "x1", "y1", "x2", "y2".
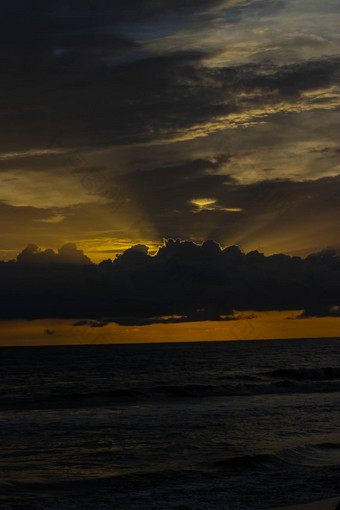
[{"x1": 0, "y1": 311, "x2": 339, "y2": 346}]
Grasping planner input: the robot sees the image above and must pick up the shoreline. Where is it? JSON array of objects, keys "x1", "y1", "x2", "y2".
[{"x1": 270, "y1": 496, "x2": 340, "y2": 510}]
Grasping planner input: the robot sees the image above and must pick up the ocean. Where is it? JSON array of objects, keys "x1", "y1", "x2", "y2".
[{"x1": 0, "y1": 338, "x2": 339, "y2": 509}]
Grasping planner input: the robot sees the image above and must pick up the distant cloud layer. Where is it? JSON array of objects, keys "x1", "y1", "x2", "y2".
[{"x1": 1, "y1": 241, "x2": 339, "y2": 324}]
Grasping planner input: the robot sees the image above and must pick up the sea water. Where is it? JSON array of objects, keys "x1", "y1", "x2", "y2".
[{"x1": 0, "y1": 338, "x2": 339, "y2": 509}]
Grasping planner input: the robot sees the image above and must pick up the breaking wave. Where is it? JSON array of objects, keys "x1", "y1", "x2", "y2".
[
  {"x1": 1, "y1": 373, "x2": 340, "y2": 410},
  {"x1": 215, "y1": 442, "x2": 340, "y2": 471},
  {"x1": 263, "y1": 367, "x2": 340, "y2": 381}
]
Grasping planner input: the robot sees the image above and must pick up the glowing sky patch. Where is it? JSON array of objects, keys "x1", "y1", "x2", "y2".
[{"x1": 191, "y1": 198, "x2": 243, "y2": 213}]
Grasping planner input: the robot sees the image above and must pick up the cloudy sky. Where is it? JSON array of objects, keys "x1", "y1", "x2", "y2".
[{"x1": 0, "y1": 0, "x2": 339, "y2": 343}]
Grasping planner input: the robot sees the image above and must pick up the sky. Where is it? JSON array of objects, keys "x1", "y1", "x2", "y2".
[{"x1": 0, "y1": 0, "x2": 339, "y2": 344}]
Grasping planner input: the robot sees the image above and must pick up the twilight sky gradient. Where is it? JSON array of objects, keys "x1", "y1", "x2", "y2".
[{"x1": 0, "y1": 0, "x2": 339, "y2": 343}]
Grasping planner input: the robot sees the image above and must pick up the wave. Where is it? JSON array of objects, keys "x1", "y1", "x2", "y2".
[
  {"x1": 1, "y1": 377, "x2": 340, "y2": 410},
  {"x1": 151, "y1": 380, "x2": 340, "y2": 397},
  {"x1": 263, "y1": 367, "x2": 340, "y2": 381},
  {"x1": 0, "y1": 388, "x2": 147, "y2": 411},
  {"x1": 1, "y1": 366, "x2": 340, "y2": 411},
  {"x1": 215, "y1": 453, "x2": 283, "y2": 471},
  {"x1": 214, "y1": 442, "x2": 340, "y2": 472}
]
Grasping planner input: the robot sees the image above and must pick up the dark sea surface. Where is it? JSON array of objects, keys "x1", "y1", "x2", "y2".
[{"x1": 0, "y1": 338, "x2": 339, "y2": 509}]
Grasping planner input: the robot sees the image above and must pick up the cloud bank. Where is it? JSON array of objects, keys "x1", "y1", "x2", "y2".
[{"x1": 0, "y1": 241, "x2": 339, "y2": 324}]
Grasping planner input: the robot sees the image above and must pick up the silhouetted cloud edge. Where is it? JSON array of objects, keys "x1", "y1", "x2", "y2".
[{"x1": 0, "y1": 240, "x2": 339, "y2": 324}]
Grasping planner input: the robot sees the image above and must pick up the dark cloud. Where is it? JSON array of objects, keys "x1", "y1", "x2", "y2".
[
  {"x1": 0, "y1": 0, "x2": 338, "y2": 153},
  {"x1": 44, "y1": 329, "x2": 55, "y2": 336},
  {"x1": 0, "y1": 240, "x2": 339, "y2": 324},
  {"x1": 16, "y1": 243, "x2": 92, "y2": 265},
  {"x1": 73, "y1": 320, "x2": 109, "y2": 328},
  {"x1": 247, "y1": 59, "x2": 339, "y2": 98}
]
